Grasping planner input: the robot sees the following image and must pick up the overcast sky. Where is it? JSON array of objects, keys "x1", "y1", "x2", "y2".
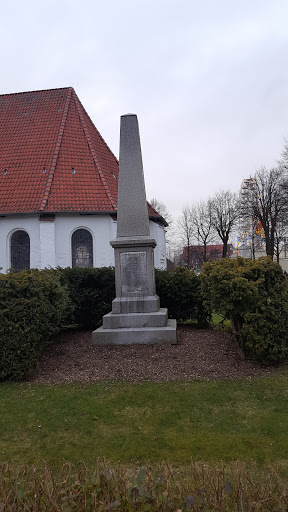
[{"x1": 1, "y1": 0, "x2": 288, "y2": 219}]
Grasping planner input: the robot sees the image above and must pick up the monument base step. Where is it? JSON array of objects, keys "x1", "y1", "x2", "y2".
[
  {"x1": 92, "y1": 319, "x2": 177, "y2": 346},
  {"x1": 112, "y1": 295, "x2": 160, "y2": 314},
  {"x1": 102, "y1": 308, "x2": 168, "y2": 329}
]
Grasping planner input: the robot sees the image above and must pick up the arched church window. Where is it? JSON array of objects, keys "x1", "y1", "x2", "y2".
[
  {"x1": 10, "y1": 230, "x2": 30, "y2": 271},
  {"x1": 72, "y1": 229, "x2": 93, "y2": 268}
]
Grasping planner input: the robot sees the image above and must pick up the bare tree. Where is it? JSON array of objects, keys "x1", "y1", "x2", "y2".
[
  {"x1": 178, "y1": 205, "x2": 194, "y2": 267},
  {"x1": 190, "y1": 200, "x2": 215, "y2": 263},
  {"x1": 150, "y1": 198, "x2": 176, "y2": 261},
  {"x1": 209, "y1": 189, "x2": 239, "y2": 258},
  {"x1": 278, "y1": 139, "x2": 288, "y2": 172},
  {"x1": 248, "y1": 166, "x2": 288, "y2": 258},
  {"x1": 150, "y1": 198, "x2": 172, "y2": 226},
  {"x1": 274, "y1": 214, "x2": 288, "y2": 263}
]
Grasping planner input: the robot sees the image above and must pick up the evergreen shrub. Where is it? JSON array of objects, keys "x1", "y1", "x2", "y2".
[
  {"x1": 58, "y1": 267, "x2": 115, "y2": 329},
  {"x1": 201, "y1": 257, "x2": 288, "y2": 363},
  {"x1": 0, "y1": 269, "x2": 70, "y2": 380},
  {"x1": 155, "y1": 267, "x2": 211, "y2": 326},
  {"x1": 59, "y1": 266, "x2": 210, "y2": 329}
]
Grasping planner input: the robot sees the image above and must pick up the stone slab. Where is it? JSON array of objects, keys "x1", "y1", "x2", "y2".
[
  {"x1": 112, "y1": 295, "x2": 160, "y2": 314},
  {"x1": 111, "y1": 236, "x2": 157, "y2": 249},
  {"x1": 120, "y1": 251, "x2": 148, "y2": 294},
  {"x1": 92, "y1": 319, "x2": 177, "y2": 346},
  {"x1": 103, "y1": 308, "x2": 168, "y2": 329}
]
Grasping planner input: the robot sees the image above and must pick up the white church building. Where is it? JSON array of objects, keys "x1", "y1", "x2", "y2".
[{"x1": 0, "y1": 87, "x2": 167, "y2": 273}]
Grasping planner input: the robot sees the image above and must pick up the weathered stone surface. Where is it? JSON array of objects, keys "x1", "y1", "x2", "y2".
[
  {"x1": 93, "y1": 319, "x2": 177, "y2": 345},
  {"x1": 102, "y1": 308, "x2": 168, "y2": 329},
  {"x1": 111, "y1": 236, "x2": 159, "y2": 315},
  {"x1": 120, "y1": 251, "x2": 147, "y2": 294},
  {"x1": 92, "y1": 113, "x2": 177, "y2": 346},
  {"x1": 111, "y1": 296, "x2": 160, "y2": 314},
  {"x1": 116, "y1": 114, "x2": 150, "y2": 238}
]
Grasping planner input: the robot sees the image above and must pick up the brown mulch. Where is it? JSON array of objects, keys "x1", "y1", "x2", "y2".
[{"x1": 28, "y1": 326, "x2": 280, "y2": 384}]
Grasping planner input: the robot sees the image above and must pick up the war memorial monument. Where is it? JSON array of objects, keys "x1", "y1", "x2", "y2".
[{"x1": 92, "y1": 114, "x2": 177, "y2": 345}]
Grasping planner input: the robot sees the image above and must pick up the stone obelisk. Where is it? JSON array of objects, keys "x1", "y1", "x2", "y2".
[{"x1": 92, "y1": 114, "x2": 177, "y2": 345}]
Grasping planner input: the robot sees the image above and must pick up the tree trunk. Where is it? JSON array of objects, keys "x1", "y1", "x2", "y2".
[
  {"x1": 203, "y1": 242, "x2": 207, "y2": 262},
  {"x1": 187, "y1": 242, "x2": 190, "y2": 268},
  {"x1": 265, "y1": 239, "x2": 274, "y2": 258},
  {"x1": 270, "y1": 225, "x2": 275, "y2": 260},
  {"x1": 251, "y1": 228, "x2": 255, "y2": 259},
  {"x1": 276, "y1": 237, "x2": 280, "y2": 263},
  {"x1": 264, "y1": 227, "x2": 274, "y2": 257},
  {"x1": 230, "y1": 314, "x2": 245, "y2": 361},
  {"x1": 222, "y1": 239, "x2": 228, "y2": 258}
]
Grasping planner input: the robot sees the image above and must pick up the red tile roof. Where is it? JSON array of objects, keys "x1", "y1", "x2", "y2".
[
  {"x1": 0, "y1": 87, "x2": 163, "y2": 222},
  {"x1": 182, "y1": 244, "x2": 234, "y2": 261}
]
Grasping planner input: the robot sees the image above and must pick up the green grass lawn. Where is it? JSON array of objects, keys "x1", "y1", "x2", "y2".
[
  {"x1": 1, "y1": 373, "x2": 288, "y2": 471},
  {"x1": 211, "y1": 313, "x2": 231, "y2": 328}
]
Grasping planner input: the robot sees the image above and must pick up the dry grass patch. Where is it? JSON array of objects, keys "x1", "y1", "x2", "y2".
[{"x1": 0, "y1": 461, "x2": 288, "y2": 511}]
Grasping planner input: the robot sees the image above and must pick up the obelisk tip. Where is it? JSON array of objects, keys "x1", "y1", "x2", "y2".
[
  {"x1": 117, "y1": 113, "x2": 150, "y2": 237},
  {"x1": 121, "y1": 113, "x2": 136, "y2": 117}
]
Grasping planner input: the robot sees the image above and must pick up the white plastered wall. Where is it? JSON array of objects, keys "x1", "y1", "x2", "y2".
[
  {"x1": 149, "y1": 221, "x2": 167, "y2": 269},
  {"x1": 40, "y1": 220, "x2": 56, "y2": 268},
  {"x1": 55, "y1": 214, "x2": 116, "y2": 268},
  {"x1": 0, "y1": 214, "x2": 166, "y2": 272}
]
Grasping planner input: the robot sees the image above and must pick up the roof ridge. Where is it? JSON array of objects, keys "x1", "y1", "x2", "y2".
[
  {"x1": 74, "y1": 94, "x2": 119, "y2": 167},
  {"x1": 73, "y1": 91, "x2": 117, "y2": 210},
  {"x1": 38, "y1": 88, "x2": 73, "y2": 211},
  {"x1": 0, "y1": 86, "x2": 73, "y2": 98}
]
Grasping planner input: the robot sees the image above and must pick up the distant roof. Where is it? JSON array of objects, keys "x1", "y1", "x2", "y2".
[
  {"x1": 0, "y1": 87, "x2": 165, "y2": 223},
  {"x1": 182, "y1": 244, "x2": 234, "y2": 259}
]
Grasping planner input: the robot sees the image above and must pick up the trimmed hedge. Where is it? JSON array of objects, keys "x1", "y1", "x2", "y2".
[
  {"x1": 1, "y1": 266, "x2": 209, "y2": 381},
  {"x1": 155, "y1": 267, "x2": 211, "y2": 326},
  {"x1": 58, "y1": 267, "x2": 116, "y2": 329},
  {"x1": 201, "y1": 257, "x2": 288, "y2": 364},
  {"x1": 0, "y1": 269, "x2": 70, "y2": 380},
  {"x1": 2, "y1": 259, "x2": 286, "y2": 379},
  {"x1": 59, "y1": 266, "x2": 211, "y2": 328}
]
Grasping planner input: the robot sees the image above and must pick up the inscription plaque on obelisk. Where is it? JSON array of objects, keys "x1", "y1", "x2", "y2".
[
  {"x1": 92, "y1": 114, "x2": 177, "y2": 345},
  {"x1": 120, "y1": 252, "x2": 147, "y2": 294}
]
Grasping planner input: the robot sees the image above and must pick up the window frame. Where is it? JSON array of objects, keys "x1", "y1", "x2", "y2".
[
  {"x1": 10, "y1": 229, "x2": 30, "y2": 271},
  {"x1": 71, "y1": 228, "x2": 93, "y2": 268}
]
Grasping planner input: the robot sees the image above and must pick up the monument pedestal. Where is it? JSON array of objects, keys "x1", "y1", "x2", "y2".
[
  {"x1": 93, "y1": 236, "x2": 177, "y2": 345},
  {"x1": 93, "y1": 319, "x2": 177, "y2": 345}
]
